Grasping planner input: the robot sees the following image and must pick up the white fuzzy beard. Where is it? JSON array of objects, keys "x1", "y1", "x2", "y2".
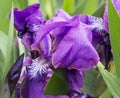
[
  {"x1": 90, "y1": 17, "x2": 104, "y2": 32},
  {"x1": 27, "y1": 57, "x2": 49, "y2": 81}
]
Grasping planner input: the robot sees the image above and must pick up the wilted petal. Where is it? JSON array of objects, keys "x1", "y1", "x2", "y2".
[
  {"x1": 52, "y1": 23, "x2": 99, "y2": 70},
  {"x1": 67, "y1": 69, "x2": 84, "y2": 90}
]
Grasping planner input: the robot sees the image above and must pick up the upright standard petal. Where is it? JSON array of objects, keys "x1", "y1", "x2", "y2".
[
  {"x1": 14, "y1": 3, "x2": 51, "y2": 52},
  {"x1": 14, "y1": 3, "x2": 42, "y2": 31}
]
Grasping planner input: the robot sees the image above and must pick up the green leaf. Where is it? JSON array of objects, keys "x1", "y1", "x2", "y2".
[
  {"x1": 44, "y1": 68, "x2": 70, "y2": 96},
  {"x1": 97, "y1": 62, "x2": 120, "y2": 98},
  {"x1": 100, "y1": 89, "x2": 111, "y2": 98},
  {"x1": 108, "y1": 0, "x2": 120, "y2": 78},
  {"x1": 83, "y1": 69, "x2": 98, "y2": 97},
  {"x1": 45, "y1": 0, "x2": 53, "y2": 18},
  {"x1": 92, "y1": 4, "x2": 104, "y2": 17},
  {"x1": 51, "y1": 0, "x2": 59, "y2": 16},
  {"x1": 62, "y1": 0, "x2": 74, "y2": 14},
  {"x1": 39, "y1": 0, "x2": 47, "y2": 17},
  {"x1": 0, "y1": 0, "x2": 28, "y2": 33},
  {"x1": 82, "y1": 0, "x2": 98, "y2": 15},
  {"x1": 73, "y1": 0, "x2": 87, "y2": 14},
  {"x1": 0, "y1": 31, "x2": 7, "y2": 57},
  {"x1": 0, "y1": 80, "x2": 10, "y2": 98},
  {"x1": 0, "y1": 49, "x2": 4, "y2": 86},
  {"x1": 0, "y1": 0, "x2": 12, "y2": 33},
  {"x1": 0, "y1": 49, "x2": 4, "y2": 72},
  {"x1": 28, "y1": 0, "x2": 39, "y2": 5},
  {"x1": 2, "y1": 3, "x2": 14, "y2": 84},
  {"x1": 14, "y1": 0, "x2": 28, "y2": 10}
]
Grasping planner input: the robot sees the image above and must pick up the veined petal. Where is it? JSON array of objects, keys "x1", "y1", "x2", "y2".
[
  {"x1": 79, "y1": 15, "x2": 104, "y2": 32},
  {"x1": 52, "y1": 23, "x2": 99, "y2": 70},
  {"x1": 22, "y1": 78, "x2": 46, "y2": 98},
  {"x1": 79, "y1": 15, "x2": 106, "y2": 47}
]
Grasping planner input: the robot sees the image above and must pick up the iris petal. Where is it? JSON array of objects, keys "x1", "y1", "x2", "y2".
[
  {"x1": 67, "y1": 69, "x2": 84, "y2": 90},
  {"x1": 52, "y1": 23, "x2": 99, "y2": 70},
  {"x1": 14, "y1": 3, "x2": 42, "y2": 31}
]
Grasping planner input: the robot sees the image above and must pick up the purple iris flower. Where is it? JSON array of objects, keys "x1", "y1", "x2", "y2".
[
  {"x1": 104, "y1": 0, "x2": 120, "y2": 32},
  {"x1": 13, "y1": 4, "x2": 69, "y2": 98},
  {"x1": 32, "y1": 9, "x2": 99, "y2": 91}
]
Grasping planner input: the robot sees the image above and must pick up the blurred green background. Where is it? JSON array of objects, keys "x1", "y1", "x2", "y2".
[{"x1": 0, "y1": 0, "x2": 104, "y2": 34}]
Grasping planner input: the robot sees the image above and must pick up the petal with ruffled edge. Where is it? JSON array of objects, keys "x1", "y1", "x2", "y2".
[
  {"x1": 52, "y1": 23, "x2": 99, "y2": 70},
  {"x1": 14, "y1": 3, "x2": 42, "y2": 31}
]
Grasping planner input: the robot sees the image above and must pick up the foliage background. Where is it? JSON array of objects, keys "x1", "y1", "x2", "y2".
[{"x1": 0, "y1": 0, "x2": 120, "y2": 98}]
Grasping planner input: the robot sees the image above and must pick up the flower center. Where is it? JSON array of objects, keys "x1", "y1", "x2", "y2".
[
  {"x1": 26, "y1": 23, "x2": 41, "y2": 32},
  {"x1": 27, "y1": 57, "x2": 49, "y2": 81},
  {"x1": 90, "y1": 17, "x2": 104, "y2": 33}
]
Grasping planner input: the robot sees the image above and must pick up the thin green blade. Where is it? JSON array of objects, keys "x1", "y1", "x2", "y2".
[
  {"x1": 97, "y1": 62, "x2": 120, "y2": 98},
  {"x1": 108, "y1": 0, "x2": 120, "y2": 78}
]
